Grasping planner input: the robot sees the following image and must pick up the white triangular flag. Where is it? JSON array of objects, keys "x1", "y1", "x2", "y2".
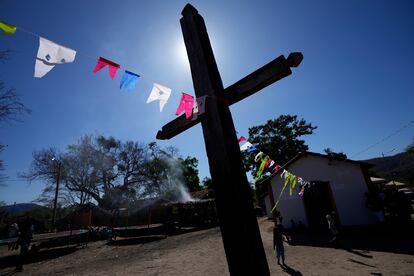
[
  {"x1": 240, "y1": 141, "x2": 253, "y2": 151},
  {"x1": 254, "y1": 151, "x2": 264, "y2": 162},
  {"x1": 280, "y1": 169, "x2": 288, "y2": 179},
  {"x1": 146, "y1": 82, "x2": 172, "y2": 112},
  {"x1": 35, "y1": 37, "x2": 76, "y2": 78}
]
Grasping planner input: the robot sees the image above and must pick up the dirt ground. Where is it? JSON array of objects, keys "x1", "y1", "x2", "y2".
[{"x1": 1, "y1": 218, "x2": 414, "y2": 275}]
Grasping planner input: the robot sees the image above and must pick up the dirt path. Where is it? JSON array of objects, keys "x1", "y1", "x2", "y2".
[{"x1": 1, "y1": 218, "x2": 414, "y2": 275}]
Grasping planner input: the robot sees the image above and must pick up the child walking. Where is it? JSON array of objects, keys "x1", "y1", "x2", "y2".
[{"x1": 273, "y1": 217, "x2": 286, "y2": 266}]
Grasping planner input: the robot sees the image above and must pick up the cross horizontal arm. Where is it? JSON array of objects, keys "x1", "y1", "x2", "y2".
[
  {"x1": 156, "y1": 52, "x2": 303, "y2": 140},
  {"x1": 226, "y1": 53, "x2": 302, "y2": 105}
]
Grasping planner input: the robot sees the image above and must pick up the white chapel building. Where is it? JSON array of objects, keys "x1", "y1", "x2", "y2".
[{"x1": 261, "y1": 152, "x2": 378, "y2": 228}]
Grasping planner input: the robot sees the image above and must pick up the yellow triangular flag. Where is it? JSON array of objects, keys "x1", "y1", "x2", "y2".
[{"x1": 0, "y1": 21, "x2": 17, "y2": 35}]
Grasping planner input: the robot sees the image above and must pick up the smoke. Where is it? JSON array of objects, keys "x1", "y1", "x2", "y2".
[
  {"x1": 98, "y1": 153, "x2": 197, "y2": 211},
  {"x1": 162, "y1": 157, "x2": 196, "y2": 203},
  {"x1": 177, "y1": 184, "x2": 195, "y2": 202}
]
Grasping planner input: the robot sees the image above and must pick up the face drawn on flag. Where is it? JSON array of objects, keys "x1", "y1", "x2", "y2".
[{"x1": 34, "y1": 37, "x2": 76, "y2": 78}]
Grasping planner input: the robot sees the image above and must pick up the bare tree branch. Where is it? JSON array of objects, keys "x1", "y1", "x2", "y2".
[
  {"x1": 0, "y1": 83, "x2": 31, "y2": 123},
  {"x1": 0, "y1": 49, "x2": 31, "y2": 185},
  {"x1": 0, "y1": 49, "x2": 11, "y2": 61},
  {"x1": 0, "y1": 145, "x2": 7, "y2": 186}
]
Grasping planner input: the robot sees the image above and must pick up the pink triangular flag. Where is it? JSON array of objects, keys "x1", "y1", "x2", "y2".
[
  {"x1": 93, "y1": 57, "x2": 120, "y2": 80},
  {"x1": 299, "y1": 186, "x2": 305, "y2": 197},
  {"x1": 175, "y1": 92, "x2": 194, "y2": 119},
  {"x1": 238, "y1": 136, "x2": 246, "y2": 143}
]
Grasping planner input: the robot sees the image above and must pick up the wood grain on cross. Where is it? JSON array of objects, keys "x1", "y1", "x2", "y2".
[{"x1": 156, "y1": 4, "x2": 303, "y2": 276}]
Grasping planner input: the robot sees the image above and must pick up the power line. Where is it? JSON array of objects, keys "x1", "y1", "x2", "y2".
[{"x1": 351, "y1": 120, "x2": 414, "y2": 159}]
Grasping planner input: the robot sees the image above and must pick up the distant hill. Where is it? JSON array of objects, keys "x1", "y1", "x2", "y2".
[
  {"x1": 363, "y1": 152, "x2": 414, "y2": 185},
  {"x1": 0, "y1": 203, "x2": 44, "y2": 216}
]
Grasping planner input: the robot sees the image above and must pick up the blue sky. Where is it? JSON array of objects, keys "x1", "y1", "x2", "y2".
[{"x1": 1, "y1": 0, "x2": 413, "y2": 204}]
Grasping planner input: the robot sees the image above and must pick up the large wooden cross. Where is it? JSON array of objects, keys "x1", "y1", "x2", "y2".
[{"x1": 157, "y1": 4, "x2": 303, "y2": 275}]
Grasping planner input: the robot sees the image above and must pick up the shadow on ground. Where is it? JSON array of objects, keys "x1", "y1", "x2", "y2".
[
  {"x1": 107, "y1": 235, "x2": 166, "y2": 246},
  {"x1": 281, "y1": 264, "x2": 303, "y2": 275},
  {"x1": 287, "y1": 225, "x2": 414, "y2": 256},
  {"x1": 167, "y1": 226, "x2": 215, "y2": 236},
  {"x1": 0, "y1": 246, "x2": 80, "y2": 270}
]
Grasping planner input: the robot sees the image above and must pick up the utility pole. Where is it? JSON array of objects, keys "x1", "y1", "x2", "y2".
[{"x1": 51, "y1": 160, "x2": 61, "y2": 232}]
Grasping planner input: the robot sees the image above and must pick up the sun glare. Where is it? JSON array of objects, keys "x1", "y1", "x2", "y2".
[{"x1": 175, "y1": 39, "x2": 190, "y2": 69}]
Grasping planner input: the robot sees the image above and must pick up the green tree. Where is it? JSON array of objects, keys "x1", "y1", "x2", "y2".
[
  {"x1": 201, "y1": 176, "x2": 213, "y2": 190},
  {"x1": 180, "y1": 156, "x2": 201, "y2": 192},
  {"x1": 243, "y1": 114, "x2": 316, "y2": 180},
  {"x1": 323, "y1": 148, "x2": 347, "y2": 159}
]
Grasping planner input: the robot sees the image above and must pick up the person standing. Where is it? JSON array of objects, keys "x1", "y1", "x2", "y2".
[
  {"x1": 15, "y1": 216, "x2": 34, "y2": 271},
  {"x1": 8, "y1": 222, "x2": 19, "y2": 250},
  {"x1": 273, "y1": 217, "x2": 286, "y2": 266},
  {"x1": 326, "y1": 212, "x2": 339, "y2": 244}
]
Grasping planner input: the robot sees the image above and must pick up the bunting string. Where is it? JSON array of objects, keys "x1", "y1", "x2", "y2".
[
  {"x1": 237, "y1": 132, "x2": 314, "y2": 213},
  {"x1": 0, "y1": 20, "x2": 203, "y2": 117},
  {"x1": 4, "y1": 19, "x2": 313, "y2": 206}
]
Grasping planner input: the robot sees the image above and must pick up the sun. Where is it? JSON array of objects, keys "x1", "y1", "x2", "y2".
[{"x1": 175, "y1": 38, "x2": 190, "y2": 69}]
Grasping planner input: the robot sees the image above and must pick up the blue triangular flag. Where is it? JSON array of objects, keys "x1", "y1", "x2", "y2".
[
  {"x1": 246, "y1": 145, "x2": 258, "y2": 153},
  {"x1": 120, "y1": 70, "x2": 140, "y2": 91}
]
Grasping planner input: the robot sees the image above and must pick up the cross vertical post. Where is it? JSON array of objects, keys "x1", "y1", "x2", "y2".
[{"x1": 179, "y1": 4, "x2": 270, "y2": 275}]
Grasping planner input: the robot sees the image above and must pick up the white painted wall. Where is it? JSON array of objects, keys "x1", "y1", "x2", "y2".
[
  {"x1": 264, "y1": 195, "x2": 272, "y2": 219},
  {"x1": 264, "y1": 154, "x2": 377, "y2": 228},
  {"x1": 267, "y1": 171, "x2": 308, "y2": 229}
]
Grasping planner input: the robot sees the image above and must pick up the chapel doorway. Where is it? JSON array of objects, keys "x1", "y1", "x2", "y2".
[{"x1": 302, "y1": 181, "x2": 338, "y2": 230}]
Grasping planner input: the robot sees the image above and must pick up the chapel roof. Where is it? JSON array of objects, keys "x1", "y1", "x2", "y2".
[{"x1": 258, "y1": 151, "x2": 373, "y2": 186}]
